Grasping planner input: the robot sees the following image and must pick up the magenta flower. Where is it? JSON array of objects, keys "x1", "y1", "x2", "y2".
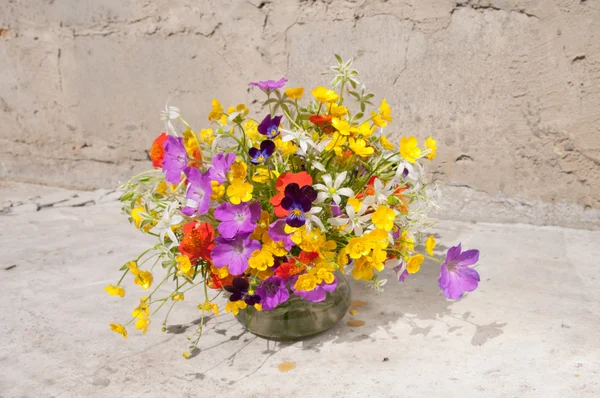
[
  {"x1": 249, "y1": 140, "x2": 275, "y2": 165},
  {"x1": 438, "y1": 244, "x2": 480, "y2": 300},
  {"x1": 257, "y1": 114, "x2": 283, "y2": 139},
  {"x1": 248, "y1": 77, "x2": 287, "y2": 93},
  {"x1": 290, "y1": 274, "x2": 338, "y2": 302},
  {"x1": 181, "y1": 167, "x2": 213, "y2": 216},
  {"x1": 208, "y1": 152, "x2": 236, "y2": 183},
  {"x1": 162, "y1": 136, "x2": 188, "y2": 184},
  {"x1": 268, "y1": 219, "x2": 294, "y2": 251},
  {"x1": 214, "y1": 201, "x2": 261, "y2": 239},
  {"x1": 211, "y1": 235, "x2": 261, "y2": 275},
  {"x1": 255, "y1": 276, "x2": 290, "y2": 310},
  {"x1": 281, "y1": 183, "x2": 317, "y2": 227}
]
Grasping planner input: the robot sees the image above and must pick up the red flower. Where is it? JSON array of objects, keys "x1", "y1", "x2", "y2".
[
  {"x1": 149, "y1": 132, "x2": 169, "y2": 168},
  {"x1": 309, "y1": 114, "x2": 334, "y2": 134},
  {"x1": 269, "y1": 171, "x2": 313, "y2": 217},
  {"x1": 178, "y1": 222, "x2": 215, "y2": 262},
  {"x1": 207, "y1": 272, "x2": 234, "y2": 289},
  {"x1": 275, "y1": 259, "x2": 306, "y2": 280}
]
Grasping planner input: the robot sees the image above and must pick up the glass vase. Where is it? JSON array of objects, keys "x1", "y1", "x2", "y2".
[{"x1": 234, "y1": 271, "x2": 352, "y2": 340}]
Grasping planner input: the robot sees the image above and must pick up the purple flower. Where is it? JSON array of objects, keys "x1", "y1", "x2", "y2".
[
  {"x1": 290, "y1": 274, "x2": 337, "y2": 303},
  {"x1": 248, "y1": 77, "x2": 287, "y2": 93},
  {"x1": 224, "y1": 278, "x2": 261, "y2": 306},
  {"x1": 281, "y1": 183, "x2": 317, "y2": 228},
  {"x1": 214, "y1": 201, "x2": 261, "y2": 239},
  {"x1": 162, "y1": 136, "x2": 188, "y2": 184},
  {"x1": 255, "y1": 276, "x2": 290, "y2": 310},
  {"x1": 181, "y1": 167, "x2": 213, "y2": 216},
  {"x1": 257, "y1": 114, "x2": 283, "y2": 139},
  {"x1": 249, "y1": 140, "x2": 276, "y2": 165},
  {"x1": 211, "y1": 235, "x2": 261, "y2": 275},
  {"x1": 438, "y1": 243, "x2": 480, "y2": 300},
  {"x1": 330, "y1": 204, "x2": 342, "y2": 217},
  {"x1": 208, "y1": 152, "x2": 236, "y2": 183},
  {"x1": 268, "y1": 219, "x2": 294, "y2": 251}
]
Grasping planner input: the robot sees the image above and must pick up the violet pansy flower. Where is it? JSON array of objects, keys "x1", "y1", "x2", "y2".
[
  {"x1": 249, "y1": 140, "x2": 276, "y2": 165},
  {"x1": 289, "y1": 274, "x2": 337, "y2": 303},
  {"x1": 214, "y1": 201, "x2": 261, "y2": 239},
  {"x1": 162, "y1": 136, "x2": 188, "y2": 184},
  {"x1": 208, "y1": 152, "x2": 236, "y2": 183},
  {"x1": 224, "y1": 278, "x2": 261, "y2": 306},
  {"x1": 211, "y1": 235, "x2": 261, "y2": 276},
  {"x1": 248, "y1": 77, "x2": 287, "y2": 93},
  {"x1": 280, "y1": 183, "x2": 317, "y2": 228},
  {"x1": 438, "y1": 243, "x2": 480, "y2": 300},
  {"x1": 255, "y1": 276, "x2": 290, "y2": 310},
  {"x1": 257, "y1": 114, "x2": 283, "y2": 139},
  {"x1": 181, "y1": 167, "x2": 213, "y2": 216}
]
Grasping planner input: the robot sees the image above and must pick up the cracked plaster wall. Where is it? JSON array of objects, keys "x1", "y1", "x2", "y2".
[{"x1": 1, "y1": 0, "x2": 599, "y2": 228}]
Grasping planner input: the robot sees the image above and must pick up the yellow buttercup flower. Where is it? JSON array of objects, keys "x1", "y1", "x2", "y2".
[
  {"x1": 211, "y1": 264, "x2": 229, "y2": 279},
  {"x1": 294, "y1": 273, "x2": 318, "y2": 292},
  {"x1": 347, "y1": 197, "x2": 362, "y2": 213},
  {"x1": 325, "y1": 132, "x2": 347, "y2": 156},
  {"x1": 397, "y1": 230, "x2": 415, "y2": 260},
  {"x1": 131, "y1": 207, "x2": 152, "y2": 232},
  {"x1": 228, "y1": 161, "x2": 248, "y2": 181},
  {"x1": 225, "y1": 300, "x2": 247, "y2": 315},
  {"x1": 200, "y1": 128, "x2": 214, "y2": 144},
  {"x1": 400, "y1": 136, "x2": 422, "y2": 164},
  {"x1": 407, "y1": 254, "x2": 424, "y2": 274},
  {"x1": 244, "y1": 120, "x2": 262, "y2": 143},
  {"x1": 132, "y1": 297, "x2": 150, "y2": 334},
  {"x1": 275, "y1": 138, "x2": 297, "y2": 156},
  {"x1": 176, "y1": 255, "x2": 194, "y2": 279},
  {"x1": 315, "y1": 267, "x2": 335, "y2": 284},
  {"x1": 251, "y1": 211, "x2": 271, "y2": 240},
  {"x1": 371, "y1": 112, "x2": 387, "y2": 128},
  {"x1": 110, "y1": 323, "x2": 127, "y2": 339},
  {"x1": 199, "y1": 301, "x2": 219, "y2": 316},
  {"x1": 227, "y1": 178, "x2": 253, "y2": 204},
  {"x1": 365, "y1": 228, "x2": 390, "y2": 251},
  {"x1": 248, "y1": 248, "x2": 275, "y2": 271},
  {"x1": 261, "y1": 232, "x2": 288, "y2": 257},
  {"x1": 210, "y1": 181, "x2": 225, "y2": 200},
  {"x1": 355, "y1": 122, "x2": 375, "y2": 138},
  {"x1": 331, "y1": 117, "x2": 352, "y2": 136},
  {"x1": 252, "y1": 167, "x2": 280, "y2": 184},
  {"x1": 425, "y1": 235, "x2": 436, "y2": 256},
  {"x1": 133, "y1": 270, "x2": 153, "y2": 290},
  {"x1": 380, "y1": 136, "x2": 395, "y2": 150},
  {"x1": 172, "y1": 292, "x2": 185, "y2": 301},
  {"x1": 425, "y1": 136, "x2": 437, "y2": 160},
  {"x1": 104, "y1": 284, "x2": 125, "y2": 298},
  {"x1": 347, "y1": 237, "x2": 371, "y2": 259},
  {"x1": 328, "y1": 103, "x2": 348, "y2": 117},
  {"x1": 349, "y1": 138, "x2": 374, "y2": 158},
  {"x1": 337, "y1": 247, "x2": 350, "y2": 273},
  {"x1": 208, "y1": 98, "x2": 223, "y2": 122},
  {"x1": 285, "y1": 87, "x2": 304, "y2": 100},
  {"x1": 182, "y1": 128, "x2": 201, "y2": 159},
  {"x1": 380, "y1": 98, "x2": 392, "y2": 122},
  {"x1": 312, "y1": 86, "x2": 339, "y2": 103},
  {"x1": 228, "y1": 104, "x2": 249, "y2": 117},
  {"x1": 351, "y1": 249, "x2": 386, "y2": 280},
  {"x1": 156, "y1": 181, "x2": 176, "y2": 196},
  {"x1": 372, "y1": 205, "x2": 396, "y2": 231}
]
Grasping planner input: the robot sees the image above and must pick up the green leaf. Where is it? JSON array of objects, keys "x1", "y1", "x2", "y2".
[
  {"x1": 334, "y1": 54, "x2": 343, "y2": 64},
  {"x1": 138, "y1": 176, "x2": 151, "y2": 183},
  {"x1": 120, "y1": 191, "x2": 134, "y2": 201}
]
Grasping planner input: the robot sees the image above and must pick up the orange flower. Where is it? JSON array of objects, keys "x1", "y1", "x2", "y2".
[
  {"x1": 207, "y1": 272, "x2": 234, "y2": 289},
  {"x1": 178, "y1": 222, "x2": 215, "y2": 262},
  {"x1": 269, "y1": 172, "x2": 313, "y2": 217},
  {"x1": 309, "y1": 114, "x2": 334, "y2": 134},
  {"x1": 275, "y1": 260, "x2": 306, "y2": 280},
  {"x1": 149, "y1": 132, "x2": 168, "y2": 168}
]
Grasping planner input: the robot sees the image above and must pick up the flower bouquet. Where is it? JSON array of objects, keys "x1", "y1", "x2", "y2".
[{"x1": 106, "y1": 55, "x2": 480, "y2": 356}]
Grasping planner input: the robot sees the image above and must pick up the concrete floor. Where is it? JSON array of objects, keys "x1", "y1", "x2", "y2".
[{"x1": 1, "y1": 182, "x2": 599, "y2": 397}]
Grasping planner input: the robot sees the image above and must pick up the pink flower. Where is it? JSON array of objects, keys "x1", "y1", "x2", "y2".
[{"x1": 438, "y1": 244, "x2": 480, "y2": 299}]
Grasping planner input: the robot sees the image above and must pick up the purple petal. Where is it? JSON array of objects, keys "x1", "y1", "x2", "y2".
[
  {"x1": 257, "y1": 114, "x2": 273, "y2": 136},
  {"x1": 211, "y1": 244, "x2": 234, "y2": 268},
  {"x1": 261, "y1": 140, "x2": 276, "y2": 156},
  {"x1": 284, "y1": 183, "x2": 300, "y2": 199},
  {"x1": 248, "y1": 201, "x2": 262, "y2": 223},
  {"x1": 456, "y1": 249, "x2": 479, "y2": 267},
  {"x1": 280, "y1": 197, "x2": 294, "y2": 211},
  {"x1": 445, "y1": 244, "x2": 462, "y2": 263},
  {"x1": 299, "y1": 198, "x2": 312, "y2": 212},
  {"x1": 233, "y1": 278, "x2": 249, "y2": 292},
  {"x1": 300, "y1": 186, "x2": 317, "y2": 202},
  {"x1": 286, "y1": 213, "x2": 305, "y2": 228}
]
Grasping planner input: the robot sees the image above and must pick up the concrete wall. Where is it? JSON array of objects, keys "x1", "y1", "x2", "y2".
[{"x1": 1, "y1": 0, "x2": 599, "y2": 227}]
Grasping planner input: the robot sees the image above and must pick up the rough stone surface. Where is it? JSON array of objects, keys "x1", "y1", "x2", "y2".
[
  {"x1": 1, "y1": 1, "x2": 599, "y2": 225},
  {"x1": 1, "y1": 182, "x2": 599, "y2": 396}
]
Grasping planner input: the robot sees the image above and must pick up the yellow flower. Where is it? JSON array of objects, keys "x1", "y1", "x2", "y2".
[
  {"x1": 331, "y1": 117, "x2": 352, "y2": 136},
  {"x1": 172, "y1": 292, "x2": 185, "y2": 301},
  {"x1": 225, "y1": 300, "x2": 247, "y2": 315},
  {"x1": 397, "y1": 230, "x2": 415, "y2": 260},
  {"x1": 328, "y1": 103, "x2": 348, "y2": 117},
  {"x1": 110, "y1": 323, "x2": 127, "y2": 339},
  {"x1": 228, "y1": 103, "x2": 249, "y2": 117},
  {"x1": 380, "y1": 136, "x2": 395, "y2": 150},
  {"x1": 349, "y1": 138, "x2": 374, "y2": 158},
  {"x1": 182, "y1": 352, "x2": 191, "y2": 359},
  {"x1": 351, "y1": 249, "x2": 386, "y2": 280},
  {"x1": 210, "y1": 181, "x2": 225, "y2": 200},
  {"x1": 251, "y1": 211, "x2": 271, "y2": 240},
  {"x1": 228, "y1": 161, "x2": 248, "y2": 181},
  {"x1": 347, "y1": 197, "x2": 362, "y2": 213},
  {"x1": 211, "y1": 264, "x2": 229, "y2": 279},
  {"x1": 294, "y1": 273, "x2": 318, "y2": 292},
  {"x1": 285, "y1": 87, "x2": 304, "y2": 100},
  {"x1": 176, "y1": 255, "x2": 194, "y2": 279},
  {"x1": 355, "y1": 122, "x2": 375, "y2": 138},
  {"x1": 365, "y1": 228, "x2": 390, "y2": 251},
  {"x1": 182, "y1": 128, "x2": 201, "y2": 158},
  {"x1": 312, "y1": 86, "x2": 339, "y2": 103},
  {"x1": 380, "y1": 98, "x2": 392, "y2": 122},
  {"x1": 315, "y1": 267, "x2": 335, "y2": 284},
  {"x1": 132, "y1": 297, "x2": 150, "y2": 334},
  {"x1": 252, "y1": 167, "x2": 280, "y2": 184},
  {"x1": 261, "y1": 232, "x2": 288, "y2": 257},
  {"x1": 156, "y1": 181, "x2": 176, "y2": 196},
  {"x1": 371, "y1": 112, "x2": 387, "y2": 128},
  {"x1": 275, "y1": 138, "x2": 297, "y2": 156},
  {"x1": 135, "y1": 315, "x2": 150, "y2": 334},
  {"x1": 104, "y1": 284, "x2": 125, "y2": 298},
  {"x1": 248, "y1": 248, "x2": 274, "y2": 271},
  {"x1": 227, "y1": 178, "x2": 253, "y2": 204},
  {"x1": 218, "y1": 114, "x2": 228, "y2": 126},
  {"x1": 407, "y1": 254, "x2": 424, "y2": 274},
  {"x1": 297, "y1": 229, "x2": 336, "y2": 259},
  {"x1": 208, "y1": 98, "x2": 223, "y2": 122},
  {"x1": 400, "y1": 136, "x2": 422, "y2": 164},
  {"x1": 131, "y1": 207, "x2": 152, "y2": 232},
  {"x1": 244, "y1": 120, "x2": 262, "y2": 143},
  {"x1": 200, "y1": 128, "x2": 214, "y2": 144},
  {"x1": 424, "y1": 136, "x2": 437, "y2": 160},
  {"x1": 372, "y1": 205, "x2": 396, "y2": 231},
  {"x1": 425, "y1": 235, "x2": 436, "y2": 256},
  {"x1": 134, "y1": 270, "x2": 153, "y2": 290},
  {"x1": 199, "y1": 301, "x2": 219, "y2": 316},
  {"x1": 347, "y1": 237, "x2": 371, "y2": 259},
  {"x1": 337, "y1": 247, "x2": 350, "y2": 273},
  {"x1": 324, "y1": 132, "x2": 347, "y2": 156}
]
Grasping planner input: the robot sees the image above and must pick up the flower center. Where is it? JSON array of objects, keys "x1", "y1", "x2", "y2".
[
  {"x1": 292, "y1": 209, "x2": 302, "y2": 217},
  {"x1": 265, "y1": 282, "x2": 277, "y2": 295},
  {"x1": 257, "y1": 156, "x2": 264, "y2": 163},
  {"x1": 234, "y1": 211, "x2": 246, "y2": 223},
  {"x1": 447, "y1": 261, "x2": 457, "y2": 272},
  {"x1": 329, "y1": 187, "x2": 336, "y2": 194}
]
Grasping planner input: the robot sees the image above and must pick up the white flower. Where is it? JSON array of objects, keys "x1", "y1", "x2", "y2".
[
  {"x1": 280, "y1": 128, "x2": 317, "y2": 155},
  {"x1": 160, "y1": 103, "x2": 180, "y2": 135},
  {"x1": 328, "y1": 201, "x2": 371, "y2": 236},
  {"x1": 363, "y1": 178, "x2": 396, "y2": 207},
  {"x1": 305, "y1": 206, "x2": 326, "y2": 233},
  {"x1": 367, "y1": 277, "x2": 388, "y2": 293},
  {"x1": 314, "y1": 171, "x2": 354, "y2": 205},
  {"x1": 155, "y1": 202, "x2": 183, "y2": 248}
]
